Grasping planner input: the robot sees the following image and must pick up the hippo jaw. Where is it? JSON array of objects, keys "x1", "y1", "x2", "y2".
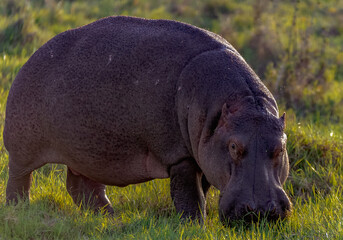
[
  {"x1": 218, "y1": 172, "x2": 292, "y2": 225},
  {"x1": 197, "y1": 103, "x2": 292, "y2": 225}
]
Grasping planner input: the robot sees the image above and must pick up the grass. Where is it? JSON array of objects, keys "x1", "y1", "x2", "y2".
[
  {"x1": 1, "y1": 167, "x2": 343, "y2": 239},
  {"x1": 0, "y1": 0, "x2": 342, "y2": 239},
  {"x1": 0, "y1": 117, "x2": 342, "y2": 239}
]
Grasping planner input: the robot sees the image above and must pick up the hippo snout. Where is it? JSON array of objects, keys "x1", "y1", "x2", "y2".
[{"x1": 219, "y1": 188, "x2": 292, "y2": 225}]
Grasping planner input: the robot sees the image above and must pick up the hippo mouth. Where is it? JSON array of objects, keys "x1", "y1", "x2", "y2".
[
  {"x1": 219, "y1": 204, "x2": 290, "y2": 226},
  {"x1": 218, "y1": 190, "x2": 292, "y2": 226}
]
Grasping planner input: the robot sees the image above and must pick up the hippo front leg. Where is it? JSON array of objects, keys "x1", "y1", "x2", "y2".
[{"x1": 170, "y1": 158, "x2": 207, "y2": 222}]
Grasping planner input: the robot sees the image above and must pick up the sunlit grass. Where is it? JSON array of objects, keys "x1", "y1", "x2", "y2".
[
  {"x1": 0, "y1": 0, "x2": 342, "y2": 239},
  {"x1": 0, "y1": 117, "x2": 342, "y2": 239},
  {"x1": 1, "y1": 166, "x2": 342, "y2": 239}
]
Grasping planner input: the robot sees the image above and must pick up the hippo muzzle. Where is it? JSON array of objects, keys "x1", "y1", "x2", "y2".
[{"x1": 218, "y1": 181, "x2": 292, "y2": 224}]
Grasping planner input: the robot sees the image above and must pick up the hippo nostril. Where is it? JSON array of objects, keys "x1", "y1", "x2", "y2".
[
  {"x1": 261, "y1": 201, "x2": 286, "y2": 221},
  {"x1": 267, "y1": 201, "x2": 277, "y2": 211},
  {"x1": 280, "y1": 198, "x2": 292, "y2": 213},
  {"x1": 245, "y1": 201, "x2": 256, "y2": 212}
]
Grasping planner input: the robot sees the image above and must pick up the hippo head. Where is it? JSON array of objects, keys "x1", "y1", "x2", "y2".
[{"x1": 197, "y1": 97, "x2": 292, "y2": 225}]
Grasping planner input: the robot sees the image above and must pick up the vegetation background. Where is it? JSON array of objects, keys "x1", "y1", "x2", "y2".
[{"x1": 0, "y1": 0, "x2": 342, "y2": 239}]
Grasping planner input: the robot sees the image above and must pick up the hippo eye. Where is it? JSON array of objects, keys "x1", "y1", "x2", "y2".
[
  {"x1": 228, "y1": 142, "x2": 239, "y2": 160},
  {"x1": 273, "y1": 148, "x2": 283, "y2": 159}
]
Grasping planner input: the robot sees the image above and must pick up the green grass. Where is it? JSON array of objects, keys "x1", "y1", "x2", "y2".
[
  {"x1": 0, "y1": 0, "x2": 342, "y2": 239},
  {"x1": 0, "y1": 163, "x2": 342, "y2": 239},
  {"x1": 0, "y1": 108, "x2": 342, "y2": 239}
]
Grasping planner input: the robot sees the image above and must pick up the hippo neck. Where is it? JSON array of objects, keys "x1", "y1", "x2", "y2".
[{"x1": 176, "y1": 48, "x2": 278, "y2": 161}]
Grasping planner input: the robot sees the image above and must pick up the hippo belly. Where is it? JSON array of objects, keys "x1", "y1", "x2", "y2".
[{"x1": 42, "y1": 147, "x2": 169, "y2": 187}]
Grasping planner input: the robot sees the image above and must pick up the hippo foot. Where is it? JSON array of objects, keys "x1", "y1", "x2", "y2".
[
  {"x1": 6, "y1": 173, "x2": 32, "y2": 205},
  {"x1": 169, "y1": 158, "x2": 208, "y2": 223},
  {"x1": 6, "y1": 154, "x2": 34, "y2": 205},
  {"x1": 66, "y1": 167, "x2": 114, "y2": 215}
]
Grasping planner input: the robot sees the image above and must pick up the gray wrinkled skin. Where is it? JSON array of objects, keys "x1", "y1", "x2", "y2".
[{"x1": 4, "y1": 16, "x2": 291, "y2": 224}]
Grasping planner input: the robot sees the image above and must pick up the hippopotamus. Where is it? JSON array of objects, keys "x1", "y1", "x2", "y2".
[{"x1": 4, "y1": 16, "x2": 291, "y2": 224}]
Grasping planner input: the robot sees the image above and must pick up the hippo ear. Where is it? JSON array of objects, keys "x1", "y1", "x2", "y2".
[
  {"x1": 221, "y1": 103, "x2": 235, "y2": 121},
  {"x1": 218, "y1": 103, "x2": 230, "y2": 127},
  {"x1": 222, "y1": 103, "x2": 239, "y2": 116},
  {"x1": 280, "y1": 112, "x2": 286, "y2": 129},
  {"x1": 220, "y1": 103, "x2": 238, "y2": 124},
  {"x1": 222, "y1": 103, "x2": 230, "y2": 121}
]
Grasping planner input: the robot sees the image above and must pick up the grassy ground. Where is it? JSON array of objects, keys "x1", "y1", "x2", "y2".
[
  {"x1": 0, "y1": 143, "x2": 342, "y2": 239},
  {"x1": 0, "y1": 0, "x2": 343, "y2": 239}
]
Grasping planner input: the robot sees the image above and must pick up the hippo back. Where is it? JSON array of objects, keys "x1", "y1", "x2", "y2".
[{"x1": 4, "y1": 16, "x2": 238, "y2": 177}]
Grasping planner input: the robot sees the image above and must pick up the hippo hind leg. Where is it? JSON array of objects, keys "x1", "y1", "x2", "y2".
[
  {"x1": 6, "y1": 153, "x2": 35, "y2": 204},
  {"x1": 66, "y1": 167, "x2": 114, "y2": 214}
]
